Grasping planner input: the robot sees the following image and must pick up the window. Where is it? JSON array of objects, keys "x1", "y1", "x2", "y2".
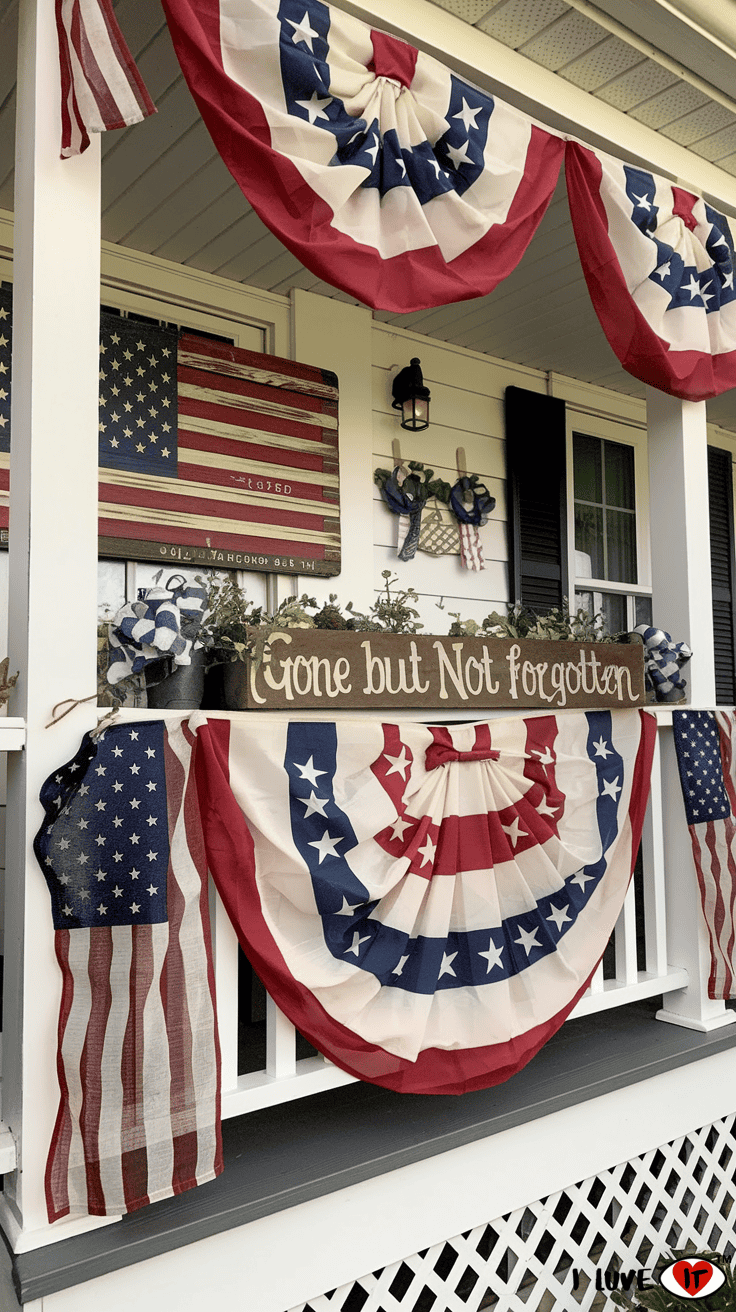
[{"x1": 568, "y1": 418, "x2": 651, "y2": 636}]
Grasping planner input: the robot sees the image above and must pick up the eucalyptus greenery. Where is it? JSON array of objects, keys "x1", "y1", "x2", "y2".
[
  {"x1": 198, "y1": 572, "x2": 619, "y2": 671},
  {"x1": 448, "y1": 600, "x2": 621, "y2": 644}
]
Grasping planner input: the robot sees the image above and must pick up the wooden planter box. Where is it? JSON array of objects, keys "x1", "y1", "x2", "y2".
[{"x1": 221, "y1": 629, "x2": 646, "y2": 713}]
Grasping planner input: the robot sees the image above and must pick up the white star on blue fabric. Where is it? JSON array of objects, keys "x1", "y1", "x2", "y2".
[
  {"x1": 345, "y1": 930, "x2": 370, "y2": 956},
  {"x1": 453, "y1": 98, "x2": 482, "y2": 132},
  {"x1": 478, "y1": 938, "x2": 504, "y2": 973},
  {"x1": 308, "y1": 828, "x2": 343, "y2": 863},
  {"x1": 547, "y1": 902, "x2": 571, "y2": 932},
  {"x1": 299, "y1": 791, "x2": 329, "y2": 819},
  {"x1": 295, "y1": 92, "x2": 332, "y2": 124},
  {"x1": 287, "y1": 11, "x2": 320, "y2": 51},
  {"x1": 515, "y1": 925, "x2": 541, "y2": 956},
  {"x1": 294, "y1": 756, "x2": 326, "y2": 787},
  {"x1": 601, "y1": 776, "x2": 622, "y2": 801},
  {"x1": 445, "y1": 140, "x2": 473, "y2": 170},
  {"x1": 336, "y1": 897, "x2": 362, "y2": 916}
]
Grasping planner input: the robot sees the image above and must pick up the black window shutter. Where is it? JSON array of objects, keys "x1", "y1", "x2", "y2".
[
  {"x1": 505, "y1": 386, "x2": 568, "y2": 613},
  {"x1": 708, "y1": 444, "x2": 736, "y2": 704}
]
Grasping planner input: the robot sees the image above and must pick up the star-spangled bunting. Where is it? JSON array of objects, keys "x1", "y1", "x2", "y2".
[
  {"x1": 673, "y1": 710, "x2": 736, "y2": 998},
  {"x1": 37, "y1": 709, "x2": 655, "y2": 1218},
  {"x1": 194, "y1": 709, "x2": 656, "y2": 1094},
  {"x1": 566, "y1": 143, "x2": 736, "y2": 400},
  {"x1": 156, "y1": 0, "x2": 736, "y2": 397},
  {"x1": 161, "y1": 0, "x2": 564, "y2": 313}
]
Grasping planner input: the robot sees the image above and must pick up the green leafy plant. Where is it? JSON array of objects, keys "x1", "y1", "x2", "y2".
[
  {"x1": 311, "y1": 594, "x2": 356, "y2": 630},
  {"x1": 199, "y1": 572, "x2": 317, "y2": 668},
  {"x1": 611, "y1": 1247, "x2": 735, "y2": 1311},
  {"x1": 347, "y1": 571, "x2": 424, "y2": 634},
  {"x1": 476, "y1": 599, "x2": 620, "y2": 643}
]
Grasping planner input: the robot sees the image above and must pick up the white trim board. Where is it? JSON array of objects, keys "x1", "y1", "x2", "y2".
[{"x1": 32, "y1": 1048, "x2": 736, "y2": 1312}]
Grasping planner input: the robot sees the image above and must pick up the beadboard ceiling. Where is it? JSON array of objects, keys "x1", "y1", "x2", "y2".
[{"x1": 2, "y1": 0, "x2": 736, "y2": 428}]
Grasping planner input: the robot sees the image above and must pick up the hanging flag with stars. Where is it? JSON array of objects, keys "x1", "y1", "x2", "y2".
[
  {"x1": 673, "y1": 709, "x2": 736, "y2": 999},
  {"x1": 161, "y1": 0, "x2": 564, "y2": 313},
  {"x1": 98, "y1": 317, "x2": 340, "y2": 573},
  {"x1": 566, "y1": 142, "x2": 736, "y2": 401},
  {"x1": 193, "y1": 708, "x2": 656, "y2": 1095},
  {"x1": 35, "y1": 719, "x2": 222, "y2": 1220}
]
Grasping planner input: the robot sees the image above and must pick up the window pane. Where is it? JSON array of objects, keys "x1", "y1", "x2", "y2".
[
  {"x1": 635, "y1": 595, "x2": 653, "y2": 628},
  {"x1": 573, "y1": 434, "x2": 602, "y2": 503},
  {"x1": 606, "y1": 509, "x2": 637, "y2": 583},
  {"x1": 599, "y1": 591, "x2": 627, "y2": 635},
  {"x1": 604, "y1": 441, "x2": 635, "y2": 509},
  {"x1": 575, "y1": 504, "x2": 604, "y2": 577}
]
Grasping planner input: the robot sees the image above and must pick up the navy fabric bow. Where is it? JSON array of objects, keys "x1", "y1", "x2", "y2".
[{"x1": 449, "y1": 477, "x2": 496, "y2": 526}]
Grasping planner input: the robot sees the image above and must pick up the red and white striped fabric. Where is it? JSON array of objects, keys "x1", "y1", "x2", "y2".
[
  {"x1": 673, "y1": 710, "x2": 736, "y2": 999},
  {"x1": 161, "y1": 0, "x2": 564, "y2": 313},
  {"x1": 56, "y1": 0, "x2": 156, "y2": 159},
  {"x1": 459, "y1": 522, "x2": 483, "y2": 571},
  {"x1": 36, "y1": 718, "x2": 222, "y2": 1219},
  {"x1": 566, "y1": 142, "x2": 736, "y2": 401},
  {"x1": 194, "y1": 709, "x2": 655, "y2": 1095}
]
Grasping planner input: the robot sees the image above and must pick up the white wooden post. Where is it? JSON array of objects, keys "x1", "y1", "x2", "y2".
[
  {"x1": 0, "y1": 0, "x2": 113, "y2": 1248},
  {"x1": 646, "y1": 388, "x2": 735, "y2": 1031},
  {"x1": 645, "y1": 389, "x2": 715, "y2": 703},
  {"x1": 290, "y1": 289, "x2": 375, "y2": 612}
]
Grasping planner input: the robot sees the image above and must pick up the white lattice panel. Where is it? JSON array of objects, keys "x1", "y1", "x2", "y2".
[{"x1": 288, "y1": 1115, "x2": 736, "y2": 1312}]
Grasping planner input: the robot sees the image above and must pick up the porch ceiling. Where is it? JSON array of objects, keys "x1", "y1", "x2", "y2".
[{"x1": 1, "y1": 0, "x2": 736, "y2": 430}]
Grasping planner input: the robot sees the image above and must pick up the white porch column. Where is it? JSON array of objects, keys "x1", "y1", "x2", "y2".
[
  {"x1": 646, "y1": 388, "x2": 734, "y2": 1031},
  {"x1": 645, "y1": 388, "x2": 715, "y2": 703},
  {"x1": 290, "y1": 289, "x2": 375, "y2": 612},
  {"x1": 0, "y1": 0, "x2": 115, "y2": 1248}
]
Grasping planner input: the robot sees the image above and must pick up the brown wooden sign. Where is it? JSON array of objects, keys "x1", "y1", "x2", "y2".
[{"x1": 225, "y1": 631, "x2": 646, "y2": 712}]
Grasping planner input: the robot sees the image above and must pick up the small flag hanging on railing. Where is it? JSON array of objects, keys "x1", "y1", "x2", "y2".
[{"x1": 56, "y1": 0, "x2": 156, "y2": 159}]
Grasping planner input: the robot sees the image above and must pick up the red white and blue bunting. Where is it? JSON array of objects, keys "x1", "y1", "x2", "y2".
[
  {"x1": 36, "y1": 709, "x2": 654, "y2": 1215},
  {"x1": 194, "y1": 710, "x2": 655, "y2": 1095},
  {"x1": 160, "y1": 0, "x2": 736, "y2": 401},
  {"x1": 162, "y1": 0, "x2": 564, "y2": 314},
  {"x1": 566, "y1": 143, "x2": 736, "y2": 402}
]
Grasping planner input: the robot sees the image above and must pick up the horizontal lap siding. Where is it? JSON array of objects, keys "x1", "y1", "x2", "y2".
[{"x1": 371, "y1": 332, "x2": 546, "y2": 634}]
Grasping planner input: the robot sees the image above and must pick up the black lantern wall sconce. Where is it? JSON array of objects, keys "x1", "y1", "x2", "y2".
[{"x1": 391, "y1": 357, "x2": 431, "y2": 431}]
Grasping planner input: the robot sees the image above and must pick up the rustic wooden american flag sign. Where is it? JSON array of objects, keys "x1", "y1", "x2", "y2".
[
  {"x1": 99, "y1": 314, "x2": 341, "y2": 574},
  {"x1": 0, "y1": 303, "x2": 341, "y2": 575}
]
